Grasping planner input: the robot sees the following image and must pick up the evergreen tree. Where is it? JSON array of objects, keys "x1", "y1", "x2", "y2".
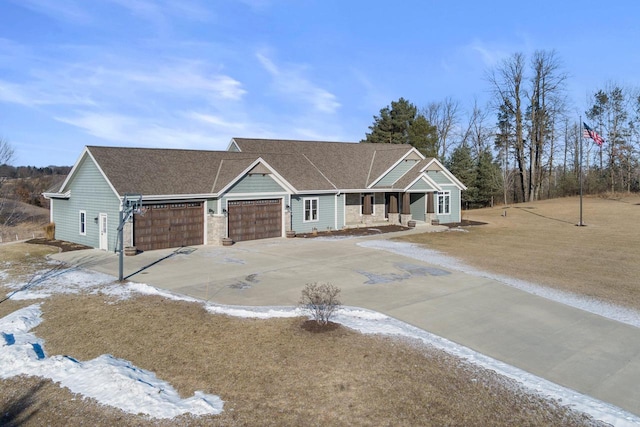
[
  {"x1": 447, "y1": 143, "x2": 478, "y2": 208},
  {"x1": 475, "y1": 148, "x2": 503, "y2": 207},
  {"x1": 362, "y1": 97, "x2": 438, "y2": 157}
]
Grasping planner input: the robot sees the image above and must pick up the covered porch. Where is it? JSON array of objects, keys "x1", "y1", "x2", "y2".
[{"x1": 344, "y1": 191, "x2": 437, "y2": 227}]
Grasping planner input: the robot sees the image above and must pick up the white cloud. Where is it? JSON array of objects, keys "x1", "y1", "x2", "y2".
[
  {"x1": 468, "y1": 39, "x2": 510, "y2": 67},
  {"x1": 256, "y1": 52, "x2": 341, "y2": 114}
]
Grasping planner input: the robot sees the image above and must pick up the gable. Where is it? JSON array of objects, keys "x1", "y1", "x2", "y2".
[
  {"x1": 373, "y1": 159, "x2": 420, "y2": 187},
  {"x1": 225, "y1": 172, "x2": 287, "y2": 194},
  {"x1": 407, "y1": 177, "x2": 438, "y2": 192}
]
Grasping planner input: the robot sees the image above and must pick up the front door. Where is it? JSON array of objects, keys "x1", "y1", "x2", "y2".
[{"x1": 99, "y1": 213, "x2": 108, "y2": 250}]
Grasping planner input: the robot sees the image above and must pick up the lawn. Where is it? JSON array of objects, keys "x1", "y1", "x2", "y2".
[
  {"x1": 398, "y1": 194, "x2": 640, "y2": 310},
  {"x1": 0, "y1": 242, "x2": 604, "y2": 426}
]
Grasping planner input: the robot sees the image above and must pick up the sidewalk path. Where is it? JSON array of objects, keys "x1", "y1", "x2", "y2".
[{"x1": 52, "y1": 233, "x2": 640, "y2": 417}]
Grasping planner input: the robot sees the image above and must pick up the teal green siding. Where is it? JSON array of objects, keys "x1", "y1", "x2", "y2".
[
  {"x1": 374, "y1": 160, "x2": 419, "y2": 187},
  {"x1": 410, "y1": 194, "x2": 426, "y2": 221},
  {"x1": 426, "y1": 170, "x2": 455, "y2": 185},
  {"x1": 434, "y1": 187, "x2": 461, "y2": 223},
  {"x1": 227, "y1": 173, "x2": 286, "y2": 194},
  {"x1": 408, "y1": 178, "x2": 436, "y2": 191},
  {"x1": 52, "y1": 154, "x2": 121, "y2": 251},
  {"x1": 228, "y1": 142, "x2": 240, "y2": 152},
  {"x1": 291, "y1": 194, "x2": 336, "y2": 233}
]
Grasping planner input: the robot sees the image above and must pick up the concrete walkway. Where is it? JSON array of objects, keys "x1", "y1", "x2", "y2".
[{"x1": 52, "y1": 231, "x2": 640, "y2": 417}]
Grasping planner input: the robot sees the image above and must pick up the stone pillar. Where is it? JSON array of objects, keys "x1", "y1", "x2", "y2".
[{"x1": 207, "y1": 214, "x2": 226, "y2": 246}]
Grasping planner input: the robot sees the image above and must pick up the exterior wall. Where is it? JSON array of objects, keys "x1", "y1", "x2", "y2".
[
  {"x1": 408, "y1": 178, "x2": 436, "y2": 191},
  {"x1": 344, "y1": 192, "x2": 385, "y2": 224},
  {"x1": 409, "y1": 193, "x2": 426, "y2": 221},
  {"x1": 335, "y1": 193, "x2": 345, "y2": 229},
  {"x1": 290, "y1": 193, "x2": 336, "y2": 233},
  {"x1": 226, "y1": 173, "x2": 285, "y2": 194},
  {"x1": 51, "y1": 155, "x2": 121, "y2": 251},
  {"x1": 425, "y1": 170, "x2": 453, "y2": 185},
  {"x1": 374, "y1": 160, "x2": 419, "y2": 187},
  {"x1": 433, "y1": 187, "x2": 461, "y2": 223}
]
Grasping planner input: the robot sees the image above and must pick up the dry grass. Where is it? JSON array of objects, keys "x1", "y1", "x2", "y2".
[
  {"x1": 0, "y1": 243, "x2": 603, "y2": 426},
  {"x1": 399, "y1": 195, "x2": 640, "y2": 310}
]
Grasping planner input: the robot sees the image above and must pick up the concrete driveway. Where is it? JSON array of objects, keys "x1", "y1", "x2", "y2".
[{"x1": 52, "y1": 232, "x2": 640, "y2": 417}]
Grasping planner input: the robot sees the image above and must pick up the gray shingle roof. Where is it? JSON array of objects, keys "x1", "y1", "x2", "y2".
[
  {"x1": 66, "y1": 140, "x2": 421, "y2": 197},
  {"x1": 231, "y1": 138, "x2": 416, "y2": 188}
]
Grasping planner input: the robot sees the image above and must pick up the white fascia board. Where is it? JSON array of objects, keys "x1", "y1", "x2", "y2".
[
  {"x1": 367, "y1": 146, "x2": 425, "y2": 188},
  {"x1": 217, "y1": 157, "x2": 298, "y2": 195},
  {"x1": 221, "y1": 192, "x2": 288, "y2": 198},
  {"x1": 338, "y1": 188, "x2": 390, "y2": 193},
  {"x1": 401, "y1": 174, "x2": 442, "y2": 192},
  {"x1": 42, "y1": 190, "x2": 71, "y2": 199},
  {"x1": 420, "y1": 158, "x2": 468, "y2": 190},
  {"x1": 140, "y1": 194, "x2": 214, "y2": 201}
]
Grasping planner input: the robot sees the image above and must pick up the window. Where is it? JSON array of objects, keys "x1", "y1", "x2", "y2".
[
  {"x1": 437, "y1": 191, "x2": 450, "y2": 215},
  {"x1": 360, "y1": 193, "x2": 375, "y2": 215},
  {"x1": 79, "y1": 210, "x2": 87, "y2": 235},
  {"x1": 304, "y1": 198, "x2": 318, "y2": 222}
]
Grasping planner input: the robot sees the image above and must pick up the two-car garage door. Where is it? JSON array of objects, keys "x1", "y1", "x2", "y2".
[
  {"x1": 228, "y1": 199, "x2": 282, "y2": 242},
  {"x1": 134, "y1": 202, "x2": 204, "y2": 251},
  {"x1": 133, "y1": 199, "x2": 282, "y2": 250}
]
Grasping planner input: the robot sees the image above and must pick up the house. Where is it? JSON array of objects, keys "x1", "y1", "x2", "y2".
[{"x1": 43, "y1": 138, "x2": 466, "y2": 251}]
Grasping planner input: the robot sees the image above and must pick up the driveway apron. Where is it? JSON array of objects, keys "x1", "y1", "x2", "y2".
[{"x1": 51, "y1": 234, "x2": 640, "y2": 417}]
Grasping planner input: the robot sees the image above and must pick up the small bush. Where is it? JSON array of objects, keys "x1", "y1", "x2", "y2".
[
  {"x1": 299, "y1": 282, "x2": 341, "y2": 325},
  {"x1": 44, "y1": 222, "x2": 55, "y2": 240}
]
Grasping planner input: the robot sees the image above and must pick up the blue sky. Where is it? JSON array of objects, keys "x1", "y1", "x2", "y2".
[{"x1": 1, "y1": 0, "x2": 639, "y2": 167}]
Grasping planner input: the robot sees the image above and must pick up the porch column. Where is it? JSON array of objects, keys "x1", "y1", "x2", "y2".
[
  {"x1": 401, "y1": 192, "x2": 411, "y2": 214},
  {"x1": 400, "y1": 192, "x2": 412, "y2": 225},
  {"x1": 389, "y1": 193, "x2": 398, "y2": 213},
  {"x1": 388, "y1": 192, "x2": 400, "y2": 224}
]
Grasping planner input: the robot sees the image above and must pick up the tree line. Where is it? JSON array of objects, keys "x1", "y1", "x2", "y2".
[{"x1": 362, "y1": 50, "x2": 640, "y2": 207}]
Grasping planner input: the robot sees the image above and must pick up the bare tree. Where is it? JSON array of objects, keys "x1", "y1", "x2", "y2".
[
  {"x1": 527, "y1": 50, "x2": 567, "y2": 201},
  {"x1": 423, "y1": 97, "x2": 460, "y2": 159},
  {"x1": 0, "y1": 137, "x2": 16, "y2": 228},
  {"x1": 487, "y1": 53, "x2": 527, "y2": 202}
]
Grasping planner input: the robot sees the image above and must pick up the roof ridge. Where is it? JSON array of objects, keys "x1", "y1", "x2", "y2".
[
  {"x1": 301, "y1": 153, "x2": 337, "y2": 190},
  {"x1": 365, "y1": 150, "x2": 377, "y2": 186}
]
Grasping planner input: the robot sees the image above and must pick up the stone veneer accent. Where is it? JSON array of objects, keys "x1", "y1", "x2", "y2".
[{"x1": 207, "y1": 214, "x2": 226, "y2": 245}]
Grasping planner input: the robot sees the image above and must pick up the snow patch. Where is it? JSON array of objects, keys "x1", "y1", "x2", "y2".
[{"x1": 0, "y1": 304, "x2": 223, "y2": 419}]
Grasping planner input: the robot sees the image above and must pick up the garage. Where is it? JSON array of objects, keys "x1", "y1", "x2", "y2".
[
  {"x1": 134, "y1": 202, "x2": 204, "y2": 251},
  {"x1": 228, "y1": 199, "x2": 282, "y2": 242}
]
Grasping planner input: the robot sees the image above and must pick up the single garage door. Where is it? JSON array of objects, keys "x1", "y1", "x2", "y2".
[
  {"x1": 228, "y1": 199, "x2": 282, "y2": 242},
  {"x1": 134, "y1": 202, "x2": 204, "y2": 251}
]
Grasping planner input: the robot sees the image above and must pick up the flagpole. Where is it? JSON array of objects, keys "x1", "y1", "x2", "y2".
[{"x1": 579, "y1": 117, "x2": 584, "y2": 226}]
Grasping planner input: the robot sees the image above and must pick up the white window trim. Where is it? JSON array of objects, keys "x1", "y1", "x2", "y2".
[
  {"x1": 303, "y1": 197, "x2": 319, "y2": 223},
  {"x1": 437, "y1": 191, "x2": 450, "y2": 215},
  {"x1": 360, "y1": 193, "x2": 375, "y2": 215},
  {"x1": 79, "y1": 210, "x2": 87, "y2": 236}
]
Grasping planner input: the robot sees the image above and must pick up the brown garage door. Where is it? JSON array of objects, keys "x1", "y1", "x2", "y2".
[
  {"x1": 228, "y1": 199, "x2": 282, "y2": 242},
  {"x1": 134, "y1": 202, "x2": 204, "y2": 251}
]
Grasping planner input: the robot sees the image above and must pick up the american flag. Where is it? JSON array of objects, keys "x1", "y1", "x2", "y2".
[{"x1": 583, "y1": 123, "x2": 605, "y2": 146}]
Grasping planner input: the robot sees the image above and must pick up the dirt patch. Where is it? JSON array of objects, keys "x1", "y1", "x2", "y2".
[
  {"x1": 444, "y1": 219, "x2": 487, "y2": 228},
  {"x1": 300, "y1": 319, "x2": 341, "y2": 333},
  {"x1": 296, "y1": 224, "x2": 408, "y2": 238},
  {"x1": 25, "y1": 238, "x2": 92, "y2": 252}
]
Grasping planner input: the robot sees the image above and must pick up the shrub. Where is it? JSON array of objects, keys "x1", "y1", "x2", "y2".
[{"x1": 299, "y1": 282, "x2": 341, "y2": 325}]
